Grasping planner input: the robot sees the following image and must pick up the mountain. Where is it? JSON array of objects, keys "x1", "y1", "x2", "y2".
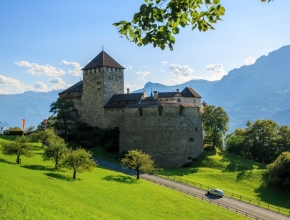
[
  {"x1": 134, "y1": 80, "x2": 217, "y2": 97},
  {"x1": 136, "y1": 45, "x2": 290, "y2": 132},
  {"x1": 204, "y1": 45, "x2": 290, "y2": 130},
  {"x1": 0, "y1": 90, "x2": 60, "y2": 128}
]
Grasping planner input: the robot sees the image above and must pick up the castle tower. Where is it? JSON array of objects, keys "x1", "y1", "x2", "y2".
[{"x1": 80, "y1": 50, "x2": 124, "y2": 128}]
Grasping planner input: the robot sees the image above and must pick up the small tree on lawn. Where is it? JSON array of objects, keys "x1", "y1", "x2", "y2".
[
  {"x1": 121, "y1": 150, "x2": 156, "y2": 179},
  {"x1": 62, "y1": 148, "x2": 96, "y2": 179},
  {"x1": 31, "y1": 128, "x2": 55, "y2": 148},
  {"x1": 1, "y1": 136, "x2": 33, "y2": 164},
  {"x1": 43, "y1": 135, "x2": 68, "y2": 169}
]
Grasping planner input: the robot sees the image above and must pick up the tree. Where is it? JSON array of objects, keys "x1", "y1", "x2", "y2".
[
  {"x1": 121, "y1": 150, "x2": 156, "y2": 179},
  {"x1": 225, "y1": 128, "x2": 246, "y2": 156},
  {"x1": 202, "y1": 105, "x2": 229, "y2": 149},
  {"x1": 50, "y1": 98, "x2": 77, "y2": 141},
  {"x1": 1, "y1": 136, "x2": 33, "y2": 164},
  {"x1": 43, "y1": 135, "x2": 68, "y2": 169},
  {"x1": 62, "y1": 148, "x2": 96, "y2": 179},
  {"x1": 36, "y1": 115, "x2": 56, "y2": 131},
  {"x1": 114, "y1": 0, "x2": 271, "y2": 50},
  {"x1": 245, "y1": 120, "x2": 279, "y2": 163},
  {"x1": 31, "y1": 129, "x2": 55, "y2": 148},
  {"x1": 266, "y1": 151, "x2": 290, "y2": 187}
]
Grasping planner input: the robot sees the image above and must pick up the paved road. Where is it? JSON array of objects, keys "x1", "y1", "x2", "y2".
[{"x1": 95, "y1": 157, "x2": 289, "y2": 220}]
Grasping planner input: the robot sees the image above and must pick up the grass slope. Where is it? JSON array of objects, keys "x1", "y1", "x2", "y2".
[
  {"x1": 0, "y1": 139, "x2": 247, "y2": 220},
  {"x1": 157, "y1": 149, "x2": 290, "y2": 209}
]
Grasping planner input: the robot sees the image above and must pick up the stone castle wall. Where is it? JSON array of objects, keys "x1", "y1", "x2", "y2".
[
  {"x1": 80, "y1": 67, "x2": 123, "y2": 128},
  {"x1": 119, "y1": 106, "x2": 203, "y2": 167}
]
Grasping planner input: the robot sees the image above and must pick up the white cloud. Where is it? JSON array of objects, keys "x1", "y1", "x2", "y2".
[
  {"x1": 0, "y1": 75, "x2": 21, "y2": 85},
  {"x1": 159, "y1": 69, "x2": 165, "y2": 73},
  {"x1": 48, "y1": 77, "x2": 71, "y2": 90},
  {"x1": 0, "y1": 74, "x2": 30, "y2": 94},
  {"x1": 124, "y1": 83, "x2": 140, "y2": 92},
  {"x1": 244, "y1": 57, "x2": 256, "y2": 65},
  {"x1": 162, "y1": 61, "x2": 168, "y2": 64},
  {"x1": 15, "y1": 61, "x2": 65, "y2": 77},
  {"x1": 168, "y1": 64, "x2": 195, "y2": 84},
  {"x1": 32, "y1": 81, "x2": 48, "y2": 91},
  {"x1": 61, "y1": 60, "x2": 83, "y2": 76},
  {"x1": 126, "y1": 65, "x2": 133, "y2": 70},
  {"x1": 135, "y1": 71, "x2": 150, "y2": 81},
  {"x1": 204, "y1": 64, "x2": 226, "y2": 81}
]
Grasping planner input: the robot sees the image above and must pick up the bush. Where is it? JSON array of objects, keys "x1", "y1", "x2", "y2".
[{"x1": 4, "y1": 130, "x2": 23, "y2": 136}]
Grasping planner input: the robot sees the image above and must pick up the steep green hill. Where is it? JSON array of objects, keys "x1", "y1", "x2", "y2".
[{"x1": 0, "y1": 140, "x2": 247, "y2": 220}]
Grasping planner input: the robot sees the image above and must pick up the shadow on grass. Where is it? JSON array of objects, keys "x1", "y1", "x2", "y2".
[
  {"x1": 45, "y1": 172, "x2": 75, "y2": 181},
  {"x1": 103, "y1": 175, "x2": 138, "y2": 184},
  {"x1": 236, "y1": 170, "x2": 253, "y2": 182},
  {"x1": 0, "y1": 158, "x2": 15, "y2": 165},
  {"x1": 254, "y1": 174, "x2": 290, "y2": 209},
  {"x1": 21, "y1": 164, "x2": 55, "y2": 171}
]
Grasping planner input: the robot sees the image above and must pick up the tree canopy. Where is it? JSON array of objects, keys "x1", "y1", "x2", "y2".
[
  {"x1": 1, "y1": 136, "x2": 33, "y2": 164},
  {"x1": 50, "y1": 98, "x2": 77, "y2": 141},
  {"x1": 266, "y1": 151, "x2": 290, "y2": 187},
  {"x1": 202, "y1": 104, "x2": 229, "y2": 149},
  {"x1": 62, "y1": 148, "x2": 96, "y2": 179},
  {"x1": 114, "y1": 0, "x2": 272, "y2": 50},
  {"x1": 121, "y1": 150, "x2": 156, "y2": 179},
  {"x1": 225, "y1": 120, "x2": 290, "y2": 164},
  {"x1": 43, "y1": 135, "x2": 68, "y2": 169}
]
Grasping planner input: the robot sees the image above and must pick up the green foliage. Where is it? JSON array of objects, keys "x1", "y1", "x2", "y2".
[
  {"x1": 43, "y1": 135, "x2": 68, "y2": 169},
  {"x1": 36, "y1": 115, "x2": 56, "y2": 131},
  {"x1": 30, "y1": 128, "x2": 56, "y2": 148},
  {"x1": 113, "y1": 0, "x2": 226, "y2": 51},
  {"x1": 3, "y1": 130, "x2": 23, "y2": 135},
  {"x1": 1, "y1": 136, "x2": 33, "y2": 163},
  {"x1": 225, "y1": 120, "x2": 290, "y2": 164},
  {"x1": 62, "y1": 148, "x2": 97, "y2": 178},
  {"x1": 266, "y1": 151, "x2": 290, "y2": 187},
  {"x1": 202, "y1": 104, "x2": 229, "y2": 149},
  {"x1": 50, "y1": 98, "x2": 77, "y2": 141},
  {"x1": 121, "y1": 150, "x2": 156, "y2": 179}
]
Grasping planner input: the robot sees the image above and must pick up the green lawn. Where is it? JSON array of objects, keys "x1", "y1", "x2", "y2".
[
  {"x1": 0, "y1": 143, "x2": 248, "y2": 220},
  {"x1": 156, "y1": 149, "x2": 290, "y2": 210}
]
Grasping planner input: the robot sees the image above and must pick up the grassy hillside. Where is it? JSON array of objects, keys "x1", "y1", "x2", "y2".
[
  {"x1": 0, "y1": 138, "x2": 247, "y2": 220},
  {"x1": 157, "y1": 149, "x2": 290, "y2": 209}
]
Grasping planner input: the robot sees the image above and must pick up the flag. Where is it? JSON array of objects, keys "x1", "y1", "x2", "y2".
[{"x1": 21, "y1": 119, "x2": 25, "y2": 131}]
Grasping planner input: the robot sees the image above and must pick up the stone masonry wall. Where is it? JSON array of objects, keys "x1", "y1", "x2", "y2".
[
  {"x1": 80, "y1": 67, "x2": 123, "y2": 128},
  {"x1": 119, "y1": 106, "x2": 203, "y2": 167}
]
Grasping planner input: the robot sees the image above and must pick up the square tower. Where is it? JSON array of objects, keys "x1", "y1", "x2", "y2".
[{"x1": 80, "y1": 50, "x2": 124, "y2": 128}]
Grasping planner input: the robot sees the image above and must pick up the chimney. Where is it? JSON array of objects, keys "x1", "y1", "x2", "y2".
[
  {"x1": 176, "y1": 89, "x2": 179, "y2": 93},
  {"x1": 127, "y1": 88, "x2": 130, "y2": 94},
  {"x1": 153, "y1": 91, "x2": 158, "y2": 100}
]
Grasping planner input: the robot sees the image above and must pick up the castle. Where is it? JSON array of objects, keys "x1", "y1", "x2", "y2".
[{"x1": 59, "y1": 50, "x2": 204, "y2": 167}]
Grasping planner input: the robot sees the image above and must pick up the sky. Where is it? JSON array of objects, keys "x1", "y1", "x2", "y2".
[{"x1": 0, "y1": 0, "x2": 290, "y2": 95}]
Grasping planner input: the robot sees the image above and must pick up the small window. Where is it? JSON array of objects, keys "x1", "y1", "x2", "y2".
[
  {"x1": 111, "y1": 109, "x2": 113, "y2": 112},
  {"x1": 179, "y1": 105, "x2": 185, "y2": 116},
  {"x1": 178, "y1": 98, "x2": 181, "y2": 102},
  {"x1": 194, "y1": 99, "x2": 196, "y2": 103},
  {"x1": 195, "y1": 127, "x2": 198, "y2": 131},
  {"x1": 166, "y1": 99, "x2": 168, "y2": 101},
  {"x1": 189, "y1": 138, "x2": 194, "y2": 142},
  {"x1": 160, "y1": 99, "x2": 162, "y2": 101}
]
